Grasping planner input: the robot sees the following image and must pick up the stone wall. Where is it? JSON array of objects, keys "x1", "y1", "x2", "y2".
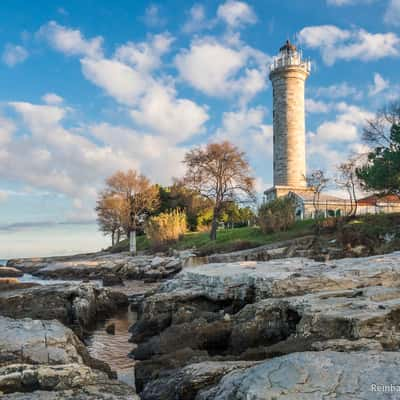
[{"x1": 270, "y1": 66, "x2": 309, "y2": 187}]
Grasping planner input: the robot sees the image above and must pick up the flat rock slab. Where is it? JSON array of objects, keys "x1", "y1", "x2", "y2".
[
  {"x1": 197, "y1": 351, "x2": 400, "y2": 399},
  {"x1": 7, "y1": 253, "x2": 184, "y2": 282},
  {"x1": 161, "y1": 251, "x2": 400, "y2": 301}
]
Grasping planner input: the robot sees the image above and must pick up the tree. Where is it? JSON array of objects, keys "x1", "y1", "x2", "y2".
[
  {"x1": 258, "y1": 197, "x2": 295, "y2": 233},
  {"x1": 157, "y1": 182, "x2": 213, "y2": 231},
  {"x1": 182, "y1": 141, "x2": 255, "y2": 240},
  {"x1": 357, "y1": 102, "x2": 400, "y2": 198},
  {"x1": 305, "y1": 169, "x2": 329, "y2": 218},
  {"x1": 104, "y1": 170, "x2": 159, "y2": 255},
  {"x1": 96, "y1": 191, "x2": 124, "y2": 246},
  {"x1": 335, "y1": 157, "x2": 359, "y2": 217}
]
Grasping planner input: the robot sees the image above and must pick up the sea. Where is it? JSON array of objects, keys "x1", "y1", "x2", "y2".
[{"x1": 0, "y1": 259, "x2": 7, "y2": 266}]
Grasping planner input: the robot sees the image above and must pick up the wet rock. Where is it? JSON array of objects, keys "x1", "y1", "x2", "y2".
[
  {"x1": 105, "y1": 323, "x2": 115, "y2": 335},
  {"x1": 0, "y1": 283, "x2": 128, "y2": 331},
  {"x1": 102, "y1": 274, "x2": 123, "y2": 287},
  {"x1": 197, "y1": 351, "x2": 400, "y2": 399},
  {"x1": 0, "y1": 267, "x2": 23, "y2": 278}
]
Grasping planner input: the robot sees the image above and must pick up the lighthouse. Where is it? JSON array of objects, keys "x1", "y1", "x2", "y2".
[{"x1": 265, "y1": 40, "x2": 311, "y2": 202}]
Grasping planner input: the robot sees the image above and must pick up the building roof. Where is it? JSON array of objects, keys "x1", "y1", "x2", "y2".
[
  {"x1": 279, "y1": 40, "x2": 297, "y2": 53},
  {"x1": 289, "y1": 190, "x2": 348, "y2": 203},
  {"x1": 358, "y1": 194, "x2": 400, "y2": 205}
]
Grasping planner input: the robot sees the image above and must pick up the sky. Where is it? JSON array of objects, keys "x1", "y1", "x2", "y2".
[{"x1": 0, "y1": 0, "x2": 399, "y2": 258}]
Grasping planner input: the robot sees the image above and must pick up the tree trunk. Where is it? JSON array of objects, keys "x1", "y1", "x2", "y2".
[
  {"x1": 210, "y1": 207, "x2": 219, "y2": 241},
  {"x1": 111, "y1": 231, "x2": 115, "y2": 247},
  {"x1": 116, "y1": 230, "x2": 120, "y2": 244},
  {"x1": 129, "y1": 230, "x2": 137, "y2": 255}
]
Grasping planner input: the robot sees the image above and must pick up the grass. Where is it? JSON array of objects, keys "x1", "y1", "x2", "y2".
[{"x1": 110, "y1": 219, "x2": 314, "y2": 255}]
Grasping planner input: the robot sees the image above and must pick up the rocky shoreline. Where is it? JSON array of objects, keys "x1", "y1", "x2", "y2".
[
  {"x1": 2, "y1": 245, "x2": 400, "y2": 399},
  {"x1": 130, "y1": 252, "x2": 400, "y2": 399}
]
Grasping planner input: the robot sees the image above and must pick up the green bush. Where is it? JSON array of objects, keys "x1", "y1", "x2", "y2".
[
  {"x1": 258, "y1": 197, "x2": 296, "y2": 233},
  {"x1": 145, "y1": 210, "x2": 187, "y2": 248}
]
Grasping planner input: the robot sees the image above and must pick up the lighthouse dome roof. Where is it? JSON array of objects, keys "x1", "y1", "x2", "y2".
[{"x1": 279, "y1": 40, "x2": 297, "y2": 53}]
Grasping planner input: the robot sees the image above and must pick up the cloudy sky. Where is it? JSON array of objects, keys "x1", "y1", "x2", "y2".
[{"x1": 0, "y1": 0, "x2": 399, "y2": 258}]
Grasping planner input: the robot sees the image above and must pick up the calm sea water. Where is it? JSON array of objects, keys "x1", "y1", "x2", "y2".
[{"x1": 0, "y1": 259, "x2": 7, "y2": 266}]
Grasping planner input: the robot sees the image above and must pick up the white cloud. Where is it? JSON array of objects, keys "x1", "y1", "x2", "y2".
[
  {"x1": 114, "y1": 32, "x2": 174, "y2": 72},
  {"x1": 175, "y1": 37, "x2": 269, "y2": 103},
  {"x1": 2, "y1": 44, "x2": 28, "y2": 67},
  {"x1": 81, "y1": 57, "x2": 149, "y2": 105},
  {"x1": 326, "y1": 0, "x2": 375, "y2": 6},
  {"x1": 0, "y1": 96, "x2": 196, "y2": 221},
  {"x1": 42, "y1": 93, "x2": 64, "y2": 105},
  {"x1": 368, "y1": 73, "x2": 389, "y2": 96},
  {"x1": 216, "y1": 107, "x2": 273, "y2": 163},
  {"x1": 182, "y1": 4, "x2": 215, "y2": 33},
  {"x1": 142, "y1": 5, "x2": 166, "y2": 27},
  {"x1": 305, "y1": 99, "x2": 329, "y2": 113},
  {"x1": 217, "y1": 1, "x2": 257, "y2": 28},
  {"x1": 308, "y1": 103, "x2": 373, "y2": 170},
  {"x1": 314, "y1": 82, "x2": 362, "y2": 99},
  {"x1": 130, "y1": 83, "x2": 209, "y2": 143},
  {"x1": 0, "y1": 115, "x2": 16, "y2": 145},
  {"x1": 38, "y1": 21, "x2": 103, "y2": 58},
  {"x1": 299, "y1": 25, "x2": 400, "y2": 65},
  {"x1": 385, "y1": 0, "x2": 400, "y2": 26}
]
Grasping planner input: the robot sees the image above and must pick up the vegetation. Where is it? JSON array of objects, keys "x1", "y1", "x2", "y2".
[
  {"x1": 97, "y1": 170, "x2": 159, "y2": 255},
  {"x1": 145, "y1": 210, "x2": 187, "y2": 249},
  {"x1": 182, "y1": 141, "x2": 255, "y2": 241},
  {"x1": 157, "y1": 183, "x2": 212, "y2": 231},
  {"x1": 305, "y1": 169, "x2": 330, "y2": 217},
  {"x1": 357, "y1": 103, "x2": 400, "y2": 197},
  {"x1": 110, "y1": 220, "x2": 314, "y2": 255},
  {"x1": 336, "y1": 213, "x2": 400, "y2": 255},
  {"x1": 258, "y1": 197, "x2": 296, "y2": 233}
]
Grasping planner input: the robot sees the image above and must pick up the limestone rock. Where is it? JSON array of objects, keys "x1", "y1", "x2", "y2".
[
  {"x1": 0, "y1": 316, "x2": 86, "y2": 366},
  {"x1": 197, "y1": 351, "x2": 400, "y2": 399},
  {"x1": 131, "y1": 252, "x2": 400, "y2": 396},
  {"x1": 8, "y1": 252, "x2": 183, "y2": 282},
  {"x1": 141, "y1": 361, "x2": 257, "y2": 400},
  {"x1": 0, "y1": 283, "x2": 128, "y2": 330},
  {"x1": 0, "y1": 363, "x2": 139, "y2": 399}
]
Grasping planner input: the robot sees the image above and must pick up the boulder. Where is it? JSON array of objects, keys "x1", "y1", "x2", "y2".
[
  {"x1": 197, "y1": 351, "x2": 400, "y2": 399},
  {"x1": 0, "y1": 283, "x2": 128, "y2": 331},
  {"x1": 0, "y1": 363, "x2": 139, "y2": 399},
  {"x1": 0, "y1": 316, "x2": 87, "y2": 366},
  {"x1": 140, "y1": 361, "x2": 257, "y2": 400}
]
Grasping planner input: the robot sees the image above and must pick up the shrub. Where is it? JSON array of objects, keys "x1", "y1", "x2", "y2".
[
  {"x1": 258, "y1": 197, "x2": 295, "y2": 233},
  {"x1": 145, "y1": 210, "x2": 187, "y2": 248}
]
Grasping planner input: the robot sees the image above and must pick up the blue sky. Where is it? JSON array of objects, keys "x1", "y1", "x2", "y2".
[{"x1": 0, "y1": 0, "x2": 399, "y2": 258}]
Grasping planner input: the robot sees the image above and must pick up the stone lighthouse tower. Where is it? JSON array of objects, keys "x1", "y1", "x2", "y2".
[{"x1": 265, "y1": 40, "x2": 311, "y2": 201}]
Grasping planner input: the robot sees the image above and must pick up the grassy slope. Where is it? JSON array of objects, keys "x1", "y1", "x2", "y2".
[{"x1": 111, "y1": 219, "x2": 314, "y2": 255}]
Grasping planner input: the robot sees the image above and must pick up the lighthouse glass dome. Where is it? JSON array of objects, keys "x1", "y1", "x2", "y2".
[{"x1": 270, "y1": 40, "x2": 311, "y2": 73}]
